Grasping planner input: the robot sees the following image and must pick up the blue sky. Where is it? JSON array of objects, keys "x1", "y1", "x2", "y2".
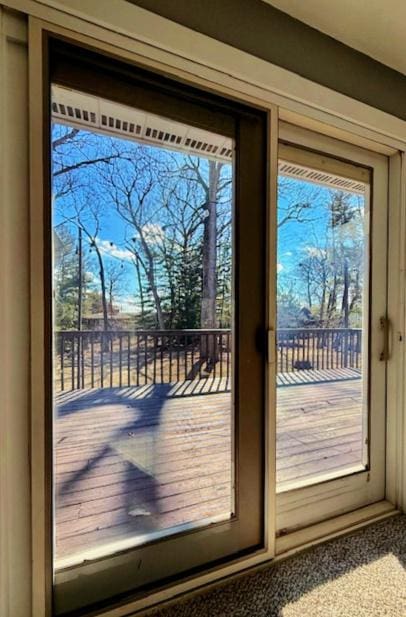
[
  {"x1": 277, "y1": 177, "x2": 365, "y2": 300},
  {"x1": 52, "y1": 122, "x2": 366, "y2": 315},
  {"x1": 52, "y1": 123, "x2": 232, "y2": 313}
]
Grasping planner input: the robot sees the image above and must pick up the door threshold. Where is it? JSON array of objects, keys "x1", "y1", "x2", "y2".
[
  {"x1": 133, "y1": 501, "x2": 398, "y2": 617},
  {"x1": 275, "y1": 500, "x2": 398, "y2": 557}
]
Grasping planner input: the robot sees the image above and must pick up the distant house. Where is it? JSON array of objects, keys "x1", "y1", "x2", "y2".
[
  {"x1": 82, "y1": 313, "x2": 137, "y2": 330},
  {"x1": 278, "y1": 306, "x2": 317, "y2": 329},
  {"x1": 297, "y1": 307, "x2": 317, "y2": 327}
]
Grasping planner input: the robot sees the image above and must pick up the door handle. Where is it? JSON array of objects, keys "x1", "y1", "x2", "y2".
[{"x1": 379, "y1": 316, "x2": 390, "y2": 362}]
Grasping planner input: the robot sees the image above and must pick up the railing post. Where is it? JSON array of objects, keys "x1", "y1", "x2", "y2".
[
  {"x1": 71, "y1": 334, "x2": 75, "y2": 391},
  {"x1": 127, "y1": 333, "x2": 131, "y2": 387},
  {"x1": 90, "y1": 332, "x2": 94, "y2": 388},
  {"x1": 77, "y1": 333, "x2": 81, "y2": 390},
  {"x1": 60, "y1": 333, "x2": 64, "y2": 392},
  {"x1": 343, "y1": 329, "x2": 349, "y2": 368}
]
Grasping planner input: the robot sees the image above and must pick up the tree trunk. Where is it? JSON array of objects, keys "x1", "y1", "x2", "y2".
[
  {"x1": 108, "y1": 280, "x2": 114, "y2": 317},
  {"x1": 319, "y1": 270, "x2": 327, "y2": 326},
  {"x1": 135, "y1": 223, "x2": 165, "y2": 330},
  {"x1": 327, "y1": 274, "x2": 338, "y2": 326},
  {"x1": 201, "y1": 161, "x2": 221, "y2": 364},
  {"x1": 94, "y1": 244, "x2": 109, "y2": 332},
  {"x1": 77, "y1": 227, "x2": 83, "y2": 331},
  {"x1": 147, "y1": 266, "x2": 165, "y2": 330},
  {"x1": 341, "y1": 257, "x2": 349, "y2": 328},
  {"x1": 134, "y1": 256, "x2": 145, "y2": 323}
]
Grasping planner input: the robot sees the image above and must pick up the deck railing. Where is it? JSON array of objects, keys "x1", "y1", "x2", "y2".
[
  {"x1": 54, "y1": 327, "x2": 362, "y2": 392},
  {"x1": 277, "y1": 328, "x2": 362, "y2": 373},
  {"x1": 55, "y1": 329, "x2": 232, "y2": 392}
]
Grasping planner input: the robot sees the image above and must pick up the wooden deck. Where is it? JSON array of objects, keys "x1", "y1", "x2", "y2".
[{"x1": 54, "y1": 373, "x2": 363, "y2": 567}]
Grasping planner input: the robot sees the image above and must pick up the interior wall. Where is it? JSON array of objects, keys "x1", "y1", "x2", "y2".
[
  {"x1": 0, "y1": 7, "x2": 31, "y2": 617},
  {"x1": 129, "y1": 0, "x2": 406, "y2": 122}
]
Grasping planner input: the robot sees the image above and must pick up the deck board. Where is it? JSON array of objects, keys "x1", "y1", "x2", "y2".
[{"x1": 54, "y1": 374, "x2": 363, "y2": 566}]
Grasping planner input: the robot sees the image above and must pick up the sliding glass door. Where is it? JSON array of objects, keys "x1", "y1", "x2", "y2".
[
  {"x1": 43, "y1": 34, "x2": 390, "y2": 617},
  {"x1": 48, "y1": 40, "x2": 268, "y2": 614},
  {"x1": 276, "y1": 125, "x2": 388, "y2": 532}
]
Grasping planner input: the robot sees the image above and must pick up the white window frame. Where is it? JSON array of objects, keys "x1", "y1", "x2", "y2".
[{"x1": 0, "y1": 2, "x2": 405, "y2": 616}]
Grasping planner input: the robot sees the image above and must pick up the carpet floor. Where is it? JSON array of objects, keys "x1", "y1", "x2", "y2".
[{"x1": 149, "y1": 515, "x2": 406, "y2": 617}]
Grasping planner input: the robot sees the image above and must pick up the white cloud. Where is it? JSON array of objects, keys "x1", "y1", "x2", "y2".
[
  {"x1": 117, "y1": 296, "x2": 139, "y2": 313},
  {"x1": 277, "y1": 263, "x2": 284, "y2": 273},
  {"x1": 98, "y1": 240, "x2": 133, "y2": 261},
  {"x1": 303, "y1": 246, "x2": 327, "y2": 259},
  {"x1": 142, "y1": 223, "x2": 165, "y2": 244},
  {"x1": 85, "y1": 270, "x2": 97, "y2": 283}
]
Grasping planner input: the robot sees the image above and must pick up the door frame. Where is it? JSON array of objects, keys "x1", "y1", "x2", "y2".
[
  {"x1": 48, "y1": 35, "x2": 269, "y2": 616},
  {"x1": 24, "y1": 11, "x2": 405, "y2": 617},
  {"x1": 29, "y1": 18, "x2": 278, "y2": 617}
]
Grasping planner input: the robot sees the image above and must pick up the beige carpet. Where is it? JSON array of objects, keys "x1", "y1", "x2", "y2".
[{"x1": 150, "y1": 515, "x2": 406, "y2": 617}]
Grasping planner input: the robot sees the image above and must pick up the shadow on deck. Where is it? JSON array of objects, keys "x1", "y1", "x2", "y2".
[{"x1": 54, "y1": 369, "x2": 363, "y2": 568}]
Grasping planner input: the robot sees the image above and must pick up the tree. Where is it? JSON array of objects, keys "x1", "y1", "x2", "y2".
[
  {"x1": 52, "y1": 126, "x2": 125, "y2": 332},
  {"x1": 177, "y1": 156, "x2": 232, "y2": 361},
  {"x1": 52, "y1": 124, "x2": 235, "y2": 340},
  {"x1": 201, "y1": 160, "x2": 222, "y2": 332},
  {"x1": 292, "y1": 190, "x2": 365, "y2": 328},
  {"x1": 53, "y1": 225, "x2": 80, "y2": 329},
  {"x1": 105, "y1": 262, "x2": 126, "y2": 317},
  {"x1": 56, "y1": 194, "x2": 110, "y2": 333},
  {"x1": 105, "y1": 145, "x2": 167, "y2": 329}
]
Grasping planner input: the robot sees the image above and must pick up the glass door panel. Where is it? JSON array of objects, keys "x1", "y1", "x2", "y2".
[
  {"x1": 49, "y1": 41, "x2": 267, "y2": 615},
  {"x1": 276, "y1": 130, "x2": 387, "y2": 532},
  {"x1": 52, "y1": 85, "x2": 236, "y2": 568},
  {"x1": 277, "y1": 150, "x2": 369, "y2": 491}
]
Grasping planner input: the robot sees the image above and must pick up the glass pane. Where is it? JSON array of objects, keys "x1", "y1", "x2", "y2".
[
  {"x1": 51, "y1": 86, "x2": 235, "y2": 569},
  {"x1": 276, "y1": 156, "x2": 369, "y2": 492}
]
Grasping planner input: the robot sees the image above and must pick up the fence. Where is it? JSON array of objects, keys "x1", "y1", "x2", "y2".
[
  {"x1": 54, "y1": 327, "x2": 362, "y2": 392},
  {"x1": 55, "y1": 329, "x2": 232, "y2": 392},
  {"x1": 277, "y1": 328, "x2": 362, "y2": 373}
]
